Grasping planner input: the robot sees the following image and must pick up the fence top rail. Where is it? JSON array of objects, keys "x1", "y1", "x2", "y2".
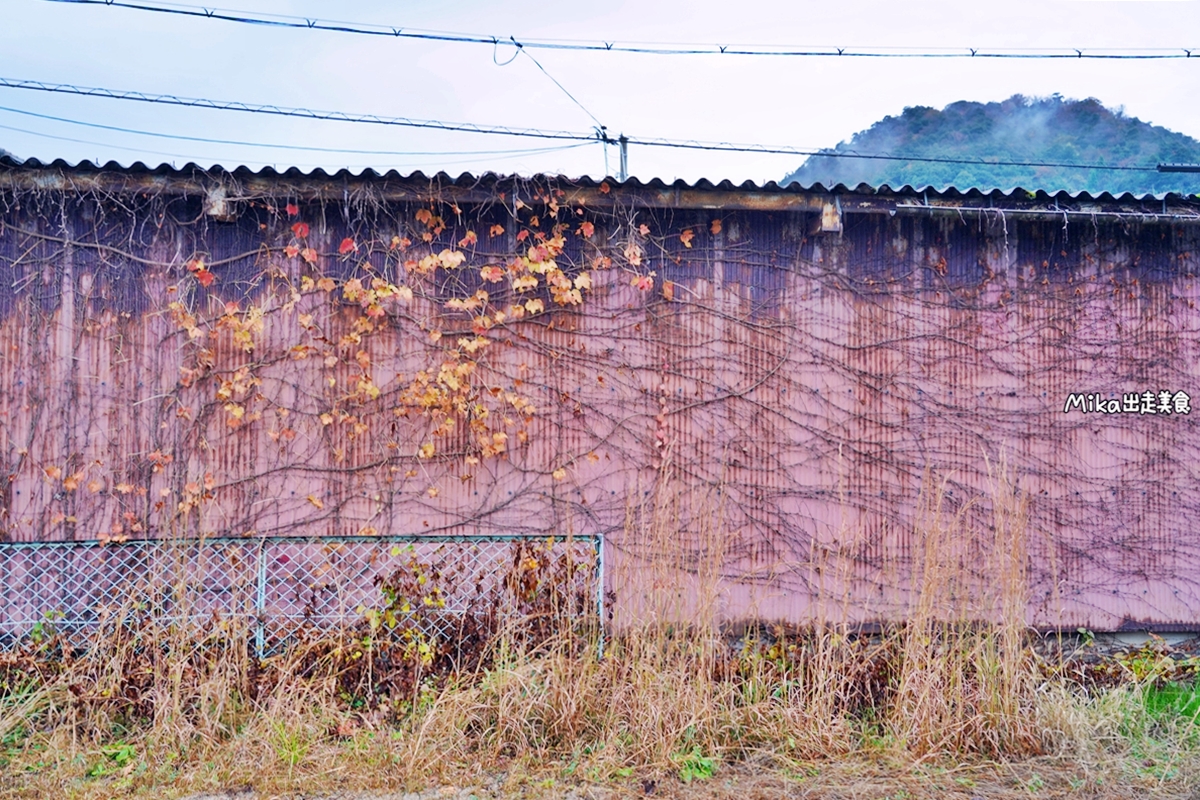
[{"x1": 0, "y1": 533, "x2": 601, "y2": 549}]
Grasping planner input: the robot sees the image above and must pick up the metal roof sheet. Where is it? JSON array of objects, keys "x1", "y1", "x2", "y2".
[{"x1": 0, "y1": 153, "x2": 1192, "y2": 205}]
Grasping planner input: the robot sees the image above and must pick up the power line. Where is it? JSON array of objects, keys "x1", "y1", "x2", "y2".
[
  {"x1": 47, "y1": 0, "x2": 1200, "y2": 60},
  {"x1": 0, "y1": 76, "x2": 1164, "y2": 173},
  {"x1": 0, "y1": 118, "x2": 596, "y2": 170},
  {"x1": 0, "y1": 104, "x2": 596, "y2": 158}
]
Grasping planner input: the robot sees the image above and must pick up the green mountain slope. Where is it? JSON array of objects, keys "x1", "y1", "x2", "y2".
[{"x1": 784, "y1": 95, "x2": 1200, "y2": 195}]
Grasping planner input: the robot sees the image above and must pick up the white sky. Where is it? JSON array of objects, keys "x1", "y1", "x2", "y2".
[{"x1": 1, "y1": 0, "x2": 1199, "y2": 184}]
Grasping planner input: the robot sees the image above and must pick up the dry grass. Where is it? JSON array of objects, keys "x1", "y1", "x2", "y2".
[{"x1": 3, "y1": 464, "x2": 1200, "y2": 799}]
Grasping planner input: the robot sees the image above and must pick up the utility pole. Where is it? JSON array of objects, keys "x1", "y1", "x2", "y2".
[{"x1": 618, "y1": 134, "x2": 628, "y2": 182}]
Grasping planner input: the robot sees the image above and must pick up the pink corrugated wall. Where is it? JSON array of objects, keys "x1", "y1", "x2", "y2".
[{"x1": 2, "y1": 189, "x2": 1199, "y2": 632}]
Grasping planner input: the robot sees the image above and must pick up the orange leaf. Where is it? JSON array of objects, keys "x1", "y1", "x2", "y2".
[
  {"x1": 284, "y1": 244, "x2": 300, "y2": 258},
  {"x1": 679, "y1": 229, "x2": 695, "y2": 248},
  {"x1": 459, "y1": 230, "x2": 478, "y2": 247},
  {"x1": 338, "y1": 237, "x2": 358, "y2": 255},
  {"x1": 292, "y1": 222, "x2": 310, "y2": 238},
  {"x1": 710, "y1": 219, "x2": 722, "y2": 235},
  {"x1": 285, "y1": 203, "x2": 299, "y2": 217},
  {"x1": 416, "y1": 208, "x2": 433, "y2": 226},
  {"x1": 480, "y1": 266, "x2": 504, "y2": 283},
  {"x1": 578, "y1": 221, "x2": 594, "y2": 238},
  {"x1": 301, "y1": 248, "x2": 319, "y2": 265},
  {"x1": 196, "y1": 269, "x2": 216, "y2": 287},
  {"x1": 43, "y1": 466, "x2": 62, "y2": 481},
  {"x1": 489, "y1": 224, "x2": 505, "y2": 237},
  {"x1": 552, "y1": 468, "x2": 567, "y2": 481},
  {"x1": 663, "y1": 280, "x2": 676, "y2": 302},
  {"x1": 306, "y1": 494, "x2": 325, "y2": 510},
  {"x1": 316, "y1": 277, "x2": 336, "y2": 292},
  {"x1": 599, "y1": 182, "x2": 611, "y2": 194}
]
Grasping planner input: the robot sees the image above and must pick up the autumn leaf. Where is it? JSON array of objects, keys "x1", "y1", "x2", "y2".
[
  {"x1": 396, "y1": 285, "x2": 414, "y2": 302},
  {"x1": 663, "y1": 280, "x2": 676, "y2": 302},
  {"x1": 680, "y1": 229, "x2": 695, "y2": 248},
  {"x1": 196, "y1": 269, "x2": 216, "y2": 287},
  {"x1": 459, "y1": 230, "x2": 478, "y2": 247},
  {"x1": 574, "y1": 272, "x2": 592, "y2": 291},
  {"x1": 292, "y1": 222, "x2": 310, "y2": 238},
  {"x1": 599, "y1": 182, "x2": 611, "y2": 195},
  {"x1": 480, "y1": 266, "x2": 504, "y2": 283},
  {"x1": 710, "y1": 219, "x2": 722, "y2": 235},
  {"x1": 632, "y1": 274, "x2": 655, "y2": 292},
  {"x1": 552, "y1": 468, "x2": 567, "y2": 481},
  {"x1": 419, "y1": 442, "x2": 435, "y2": 459},
  {"x1": 516, "y1": 229, "x2": 530, "y2": 243},
  {"x1": 115, "y1": 482, "x2": 134, "y2": 494},
  {"x1": 63, "y1": 472, "x2": 82, "y2": 491},
  {"x1": 306, "y1": 494, "x2": 325, "y2": 510},
  {"x1": 427, "y1": 487, "x2": 440, "y2": 498},
  {"x1": 317, "y1": 277, "x2": 336, "y2": 292},
  {"x1": 578, "y1": 221, "x2": 594, "y2": 238},
  {"x1": 524, "y1": 298, "x2": 545, "y2": 315},
  {"x1": 338, "y1": 237, "x2": 358, "y2": 255},
  {"x1": 284, "y1": 244, "x2": 300, "y2": 259},
  {"x1": 415, "y1": 208, "x2": 433, "y2": 226},
  {"x1": 624, "y1": 242, "x2": 643, "y2": 267},
  {"x1": 285, "y1": 203, "x2": 299, "y2": 217},
  {"x1": 489, "y1": 224, "x2": 505, "y2": 237},
  {"x1": 87, "y1": 478, "x2": 104, "y2": 493},
  {"x1": 301, "y1": 248, "x2": 318, "y2": 265},
  {"x1": 43, "y1": 466, "x2": 62, "y2": 481}
]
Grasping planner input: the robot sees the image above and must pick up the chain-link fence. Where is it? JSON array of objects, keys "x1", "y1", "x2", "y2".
[{"x1": 0, "y1": 534, "x2": 603, "y2": 657}]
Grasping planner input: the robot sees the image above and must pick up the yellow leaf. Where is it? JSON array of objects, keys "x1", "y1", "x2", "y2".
[
  {"x1": 307, "y1": 495, "x2": 325, "y2": 510},
  {"x1": 427, "y1": 486, "x2": 440, "y2": 498},
  {"x1": 418, "y1": 443, "x2": 435, "y2": 459},
  {"x1": 524, "y1": 298, "x2": 544, "y2": 315},
  {"x1": 552, "y1": 468, "x2": 567, "y2": 481}
]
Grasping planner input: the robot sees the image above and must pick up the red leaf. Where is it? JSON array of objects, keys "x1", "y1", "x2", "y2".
[
  {"x1": 285, "y1": 203, "x2": 300, "y2": 217},
  {"x1": 292, "y1": 222, "x2": 310, "y2": 239},
  {"x1": 196, "y1": 269, "x2": 216, "y2": 287},
  {"x1": 599, "y1": 182, "x2": 611, "y2": 195},
  {"x1": 338, "y1": 237, "x2": 358, "y2": 255},
  {"x1": 516, "y1": 230, "x2": 530, "y2": 243},
  {"x1": 301, "y1": 248, "x2": 318, "y2": 265},
  {"x1": 578, "y1": 221, "x2": 594, "y2": 238}
]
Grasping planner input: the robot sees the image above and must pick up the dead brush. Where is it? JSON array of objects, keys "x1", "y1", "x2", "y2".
[{"x1": 3, "y1": 459, "x2": 1197, "y2": 796}]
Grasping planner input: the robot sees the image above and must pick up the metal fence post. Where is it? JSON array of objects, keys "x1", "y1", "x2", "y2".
[
  {"x1": 255, "y1": 541, "x2": 267, "y2": 660},
  {"x1": 596, "y1": 532, "x2": 605, "y2": 658}
]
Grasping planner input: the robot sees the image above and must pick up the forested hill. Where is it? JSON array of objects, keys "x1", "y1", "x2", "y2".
[{"x1": 784, "y1": 95, "x2": 1200, "y2": 196}]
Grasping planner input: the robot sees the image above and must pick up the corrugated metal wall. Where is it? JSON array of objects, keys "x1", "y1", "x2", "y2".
[{"x1": 1, "y1": 178, "x2": 1198, "y2": 632}]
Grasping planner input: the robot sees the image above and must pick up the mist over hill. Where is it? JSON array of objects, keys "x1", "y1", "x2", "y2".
[{"x1": 784, "y1": 95, "x2": 1200, "y2": 196}]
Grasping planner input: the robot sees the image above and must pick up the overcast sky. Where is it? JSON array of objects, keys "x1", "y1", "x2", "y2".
[{"x1": 1, "y1": 0, "x2": 1199, "y2": 184}]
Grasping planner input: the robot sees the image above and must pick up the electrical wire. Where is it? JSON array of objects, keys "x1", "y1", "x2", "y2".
[
  {"x1": 0, "y1": 104, "x2": 597, "y2": 158},
  {"x1": 0, "y1": 76, "x2": 1163, "y2": 173},
  {"x1": 0, "y1": 118, "x2": 598, "y2": 170},
  {"x1": 46, "y1": 0, "x2": 1200, "y2": 59}
]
